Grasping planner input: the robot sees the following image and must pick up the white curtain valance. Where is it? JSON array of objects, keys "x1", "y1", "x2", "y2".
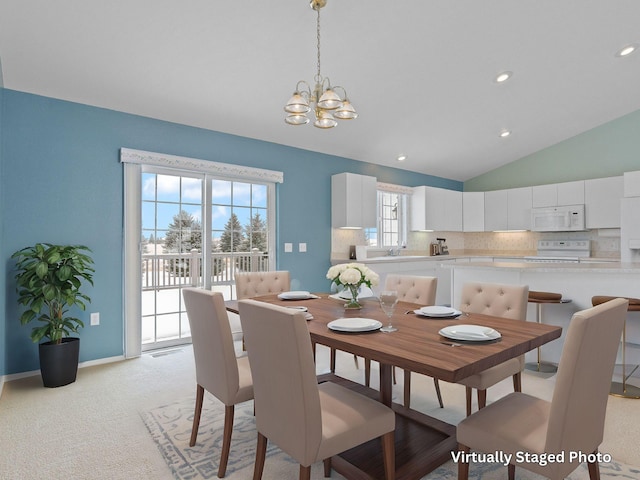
[
  {"x1": 120, "y1": 148, "x2": 284, "y2": 184},
  {"x1": 377, "y1": 182, "x2": 414, "y2": 195}
]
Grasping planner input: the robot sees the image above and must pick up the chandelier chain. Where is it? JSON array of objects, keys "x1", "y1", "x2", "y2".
[{"x1": 316, "y1": 5, "x2": 321, "y2": 82}]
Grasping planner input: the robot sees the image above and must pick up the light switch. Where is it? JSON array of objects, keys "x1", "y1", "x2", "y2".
[
  {"x1": 299, "y1": 243, "x2": 307, "y2": 253},
  {"x1": 284, "y1": 243, "x2": 293, "y2": 253}
]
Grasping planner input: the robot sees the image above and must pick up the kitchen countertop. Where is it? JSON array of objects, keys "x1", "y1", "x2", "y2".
[
  {"x1": 446, "y1": 260, "x2": 640, "y2": 273},
  {"x1": 331, "y1": 254, "x2": 623, "y2": 265}
]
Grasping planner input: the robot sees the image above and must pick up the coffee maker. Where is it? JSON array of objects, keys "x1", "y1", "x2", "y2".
[{"x1": 429, "y1": 238, "x2": 449, "y2": 256}]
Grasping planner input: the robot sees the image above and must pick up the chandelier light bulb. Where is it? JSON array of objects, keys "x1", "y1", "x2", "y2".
[
  {"x1": 284, "y1": 92, "x2": 311, "y2": 114},
  {"x1": 334, "y1": 100, "x2": 358, "y2": 120},
  {"x1": 285, "y1": 114, "x2": 310, "y2": 125},
  {"x1": 314, "y1": 111, "x2": 338, "y2": 129}
]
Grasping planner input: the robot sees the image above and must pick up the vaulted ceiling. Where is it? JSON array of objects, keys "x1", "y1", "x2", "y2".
[{"x1": 1, "y1": 0, "x2": 639, "y2": 181}]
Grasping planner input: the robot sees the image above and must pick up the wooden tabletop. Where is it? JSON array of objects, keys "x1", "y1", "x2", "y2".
[{"x1": 236, "y1": 293, "x2": 562, "y2": 384}]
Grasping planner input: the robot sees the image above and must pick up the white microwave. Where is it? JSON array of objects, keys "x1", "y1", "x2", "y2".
[{"x1": 531, "y1": 205, "x2": 585, "y2": 232}]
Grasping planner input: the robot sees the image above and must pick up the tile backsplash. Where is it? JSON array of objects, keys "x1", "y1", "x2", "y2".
[{"x1": 332, "y1": 229, "x2": 621, "y2": 259}]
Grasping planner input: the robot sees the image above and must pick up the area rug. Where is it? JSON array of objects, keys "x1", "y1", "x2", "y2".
[{"x1": 142, "y1": 396, "x2": 640, "y2": 479}]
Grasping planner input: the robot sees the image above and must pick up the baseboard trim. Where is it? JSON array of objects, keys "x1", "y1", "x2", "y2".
[{"x1": 0, "y1": 355, "x2": 126, "y2": 398}]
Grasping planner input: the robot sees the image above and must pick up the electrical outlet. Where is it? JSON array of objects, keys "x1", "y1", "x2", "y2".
[{"x1": 90, "y1": 312, "x2": 100, "y2": 326}]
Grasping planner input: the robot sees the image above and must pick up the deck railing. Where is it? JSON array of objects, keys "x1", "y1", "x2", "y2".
[{"x1": 142, "y1": 249, "x2": 269, "y2": 290}]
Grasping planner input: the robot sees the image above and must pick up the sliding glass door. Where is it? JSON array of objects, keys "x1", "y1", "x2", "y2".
[{"x1": 138, "y1": 168, "x2": 275, "y2": 351}]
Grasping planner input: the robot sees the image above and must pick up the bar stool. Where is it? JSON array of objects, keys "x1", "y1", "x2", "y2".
[
  {"x1": 592, "y1": 295, "x2": 640, "y2": 399},
  {"x1": 525, "y1": 291, "x2": 572, "y2": 373}
]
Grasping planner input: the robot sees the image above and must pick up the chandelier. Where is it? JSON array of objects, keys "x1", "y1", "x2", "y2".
[{"x1": 284, "y1": 0, "x2": 358, "y2": 129}]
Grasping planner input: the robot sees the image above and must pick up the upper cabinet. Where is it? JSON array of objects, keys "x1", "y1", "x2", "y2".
[
  {"x1": 624, "y1": 171, "x2": 640, "y2": 197},
  {"x1": 331, "y1": 173, "x2": 377, "y2": 228},
  {"x1": 507, "y1": 187, "x2": 533, "y2": 230},
  {"x1": 532, "y1": 180, "x2": 584, "y2": 207},
  {"x1": 411, "y1": 186, "x2": 462, "y2": 231},
  {"x1": 585, "y1": 176, "x2": 624, "y2": 229},
  {"x1": 484, "y1": 190, "x2": 508, "y2": 230},
  {"x1": 463, "y1": 191, "x2": 485, "y2": 232},
  {"x1": 484, "y1": 187, "x2": 532, "y2": 231}
]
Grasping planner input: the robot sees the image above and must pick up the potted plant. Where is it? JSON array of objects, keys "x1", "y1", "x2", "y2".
[{"x1": 12, "y1": 243, "x2": 95, "y2": 387}]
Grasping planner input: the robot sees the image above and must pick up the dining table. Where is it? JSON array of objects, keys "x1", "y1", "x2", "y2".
[{"x1": 227, "y1": 293, "x2": 562, "y2": 480}]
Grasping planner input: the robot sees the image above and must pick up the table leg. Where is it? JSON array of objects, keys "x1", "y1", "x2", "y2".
[{"x1": 379, "y1": 363, "x2": 393, "y2": 406}]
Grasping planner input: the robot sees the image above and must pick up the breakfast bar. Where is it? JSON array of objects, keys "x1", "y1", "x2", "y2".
[{"x1": 446, "y1": 261, "x2": 640, "y2": 367}]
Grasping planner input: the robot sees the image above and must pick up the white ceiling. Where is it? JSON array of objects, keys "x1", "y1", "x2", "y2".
[{"x1": 1, "y1": 0, "x2": 639, "y2": 181}]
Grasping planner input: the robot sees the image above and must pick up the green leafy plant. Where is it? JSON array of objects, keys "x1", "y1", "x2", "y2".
[{"x1": 12, "y1": 244, "x2": 95, "y2": 344}]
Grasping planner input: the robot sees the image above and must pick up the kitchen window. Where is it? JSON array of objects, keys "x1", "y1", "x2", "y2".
[{"x1": 366, "y1": 189, "x2": 408, "y2": 248}]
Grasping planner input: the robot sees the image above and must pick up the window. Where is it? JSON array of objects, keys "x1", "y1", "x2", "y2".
[{"x1": 366, "y1": 189, "x2": 408, "y2": 248}]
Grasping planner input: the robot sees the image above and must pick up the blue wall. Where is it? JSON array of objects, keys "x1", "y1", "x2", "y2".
[{"x1": 0, "y1": 88, "x2": 460, "y2": 376}]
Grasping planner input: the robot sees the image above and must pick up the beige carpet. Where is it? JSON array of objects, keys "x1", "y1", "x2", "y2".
[
  {"x1": 1, "y1": 342, "x2": 639, "y2": 479},
  {"x1": 142, "y1": 394, "x2": 640, "y2": 480}
]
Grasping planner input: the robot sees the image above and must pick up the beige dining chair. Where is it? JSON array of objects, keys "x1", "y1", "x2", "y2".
[
  {"x1": 235, "y1": 270, "x2": 355, "y2": 371},
  {"x1": 363, "y1": 274, "x2": 441, "y2": 408},
  {"x1": 234, "y1": 270, "x2": 290, "y2": 350},
  {"x1": 235, "y1": 270, "x2": 291, "y2": 299},
  {"x1": 457, "y1": 282, "x2": 529, "y2": 415},
  {"x1": 457, "y1": 297, "x2": 628, "y2": 480},
  {"x1": 238, "y1": 299, "x2": 396, "y2": 480},
  {"x1": 182, "y1": 288, "x2": 254, "y2": 478}
]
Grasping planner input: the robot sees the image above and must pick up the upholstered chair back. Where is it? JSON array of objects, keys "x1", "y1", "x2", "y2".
[
  {"x1": 459, "y1": 282, "x2": 528, "y2": 320},
  {"x1": 235, "y1": 271, "x2": 291, "y2": 299},
  {"x1": 385, "y1": 274, "x2": 437, "y2": 305},
  {"x1": 182, "y1": 288, "x2": 241, "y2": 405},
  {"x1": 238, "y1": 299, "x2": 322, "y2": 466},
  {"x1": 544, "y1": 297, "x2": 627, "y2": 477}
]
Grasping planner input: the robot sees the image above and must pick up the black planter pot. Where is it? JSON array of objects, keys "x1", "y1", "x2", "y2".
[{"x1": 39, "y1": 337, "x2": 80, "y2": 388}]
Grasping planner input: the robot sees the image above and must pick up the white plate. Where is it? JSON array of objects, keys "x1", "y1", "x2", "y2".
[
  {"x1": 278, "y1": 291, "x2": 312, "y2": 300},
  {"x1": 418, "y1": 306, "x2": 459, "y2": 317},
  {"x1": 439, "y1": 324, "x2": 501, "y2": 341},
  {"x1": 287, "y1": 306, "x2": 308, "y2": 312},
  {"x1": 328, "y1": 317, "x2": 383, "y2": 333},
  {"x1": 415, "y1": 308, "x2": 462, "y2": 318}
]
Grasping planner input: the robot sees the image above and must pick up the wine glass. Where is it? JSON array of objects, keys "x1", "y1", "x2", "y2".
[{"x1": 379, "y1": 290, "x2": 398, "y2": 333}]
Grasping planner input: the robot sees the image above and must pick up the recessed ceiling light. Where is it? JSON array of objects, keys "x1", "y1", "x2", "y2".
[
  {"x1": 397, "y1": 154, "x2": 407, "y2": 161},
  {"x1": 616, "y1": 44, "x2": 638, "y2": 57},
  {"x1": 495, "y1": 71, "x2": 513, "y2": 83},
  {"x1": 499, "y1": 130, "x2": 511, "y2": 138}
]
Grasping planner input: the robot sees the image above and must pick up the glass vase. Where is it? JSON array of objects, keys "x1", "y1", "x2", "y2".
[{"x1": 344, "y1": 284, "x2": 362, "y2": 309}]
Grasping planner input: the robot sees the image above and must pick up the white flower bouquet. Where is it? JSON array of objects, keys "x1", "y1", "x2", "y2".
[{"x1": 326, "y1": 263, "x2": 379, "y2": 308}]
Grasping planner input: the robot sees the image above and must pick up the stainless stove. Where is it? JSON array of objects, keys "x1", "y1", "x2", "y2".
[{"x1": 524, "y1": 240, "x2": 590, "y2": 263}]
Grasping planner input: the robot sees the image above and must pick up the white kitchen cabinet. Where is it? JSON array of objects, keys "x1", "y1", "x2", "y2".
[
  {"x1": 484, "y1": 188, "x2": 531, "y2": 230},
  {"x1": 532, "y1": 184, "x2": 557, "y2": 208},
  {"x1": 411, "y1": 186, "x2": 462, "y2": 231},
  {"x1": 623, "y1": 171, "x2": 640, "y2": 197},
  {"x1": 507, "y1": 187, "x2": 532, "y2": 230},
  {"x1": 331, "y1": 172, "x2": 377, "y2": 228},
  {"x1": 585, "y1": 176, "x2": 624, "y2": 229},
  {"x1": 532, "y1": 181, "x2": 584, "y2": 207},
  {"x1": 463, "y1": 191, "x2": 485, "y2": 232},
  {"x1": 557, "y1": 180, "x2": 584, "y2": 206},
  {"x1": 484, "y1": 190, "x2": 508, "y2": 231}
]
